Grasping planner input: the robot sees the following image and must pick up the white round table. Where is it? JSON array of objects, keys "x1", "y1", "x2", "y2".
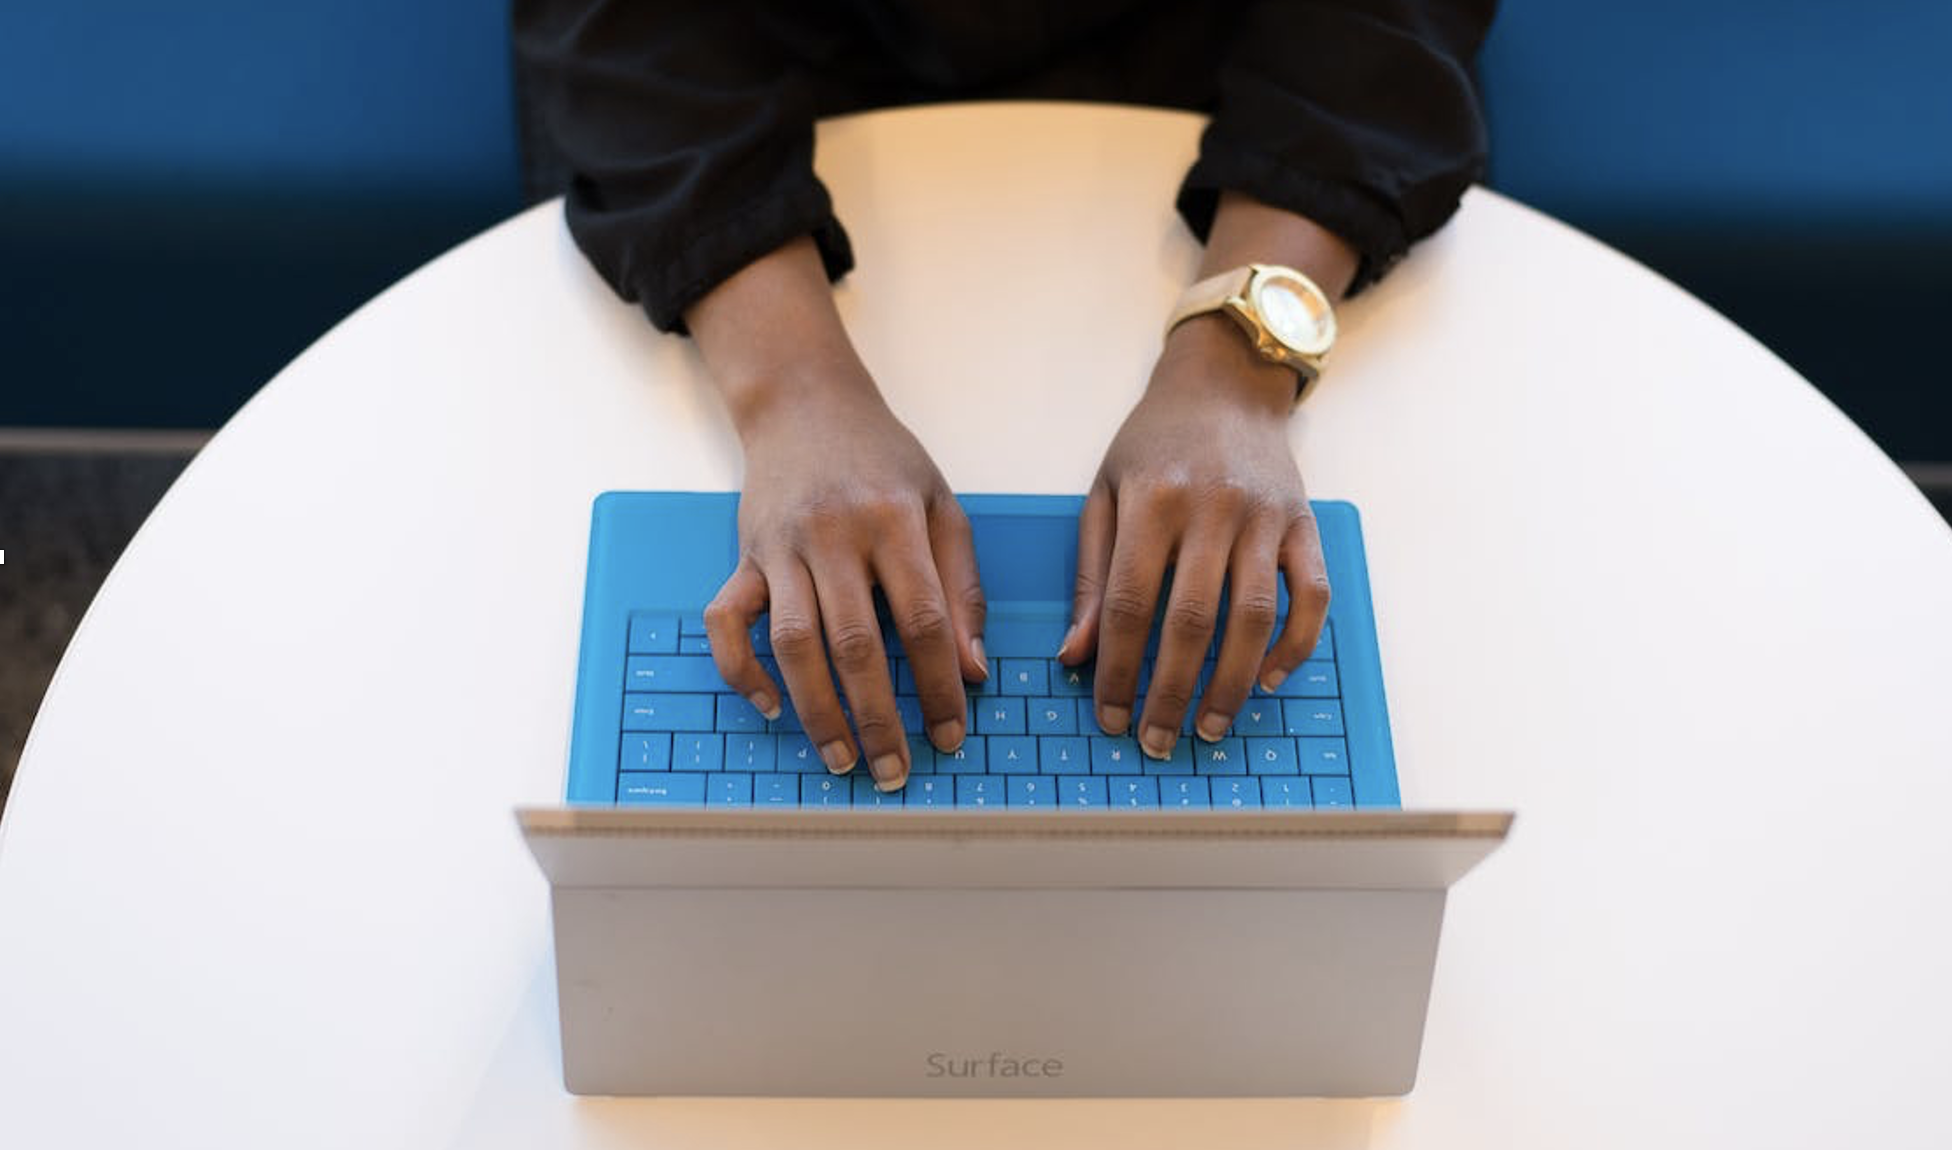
[{"x1": 3, "y1": 104, "x2": 1949, "y2": 1149}]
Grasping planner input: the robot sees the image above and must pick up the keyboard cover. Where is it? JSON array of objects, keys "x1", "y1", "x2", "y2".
[{"x1": 566, "y1": 493, "x2": 1399, "y2": 810}]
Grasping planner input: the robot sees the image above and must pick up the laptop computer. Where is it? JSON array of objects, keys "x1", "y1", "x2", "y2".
[{"x1": 519, "y1": 491, "x2": 1510, "y2": 1096}]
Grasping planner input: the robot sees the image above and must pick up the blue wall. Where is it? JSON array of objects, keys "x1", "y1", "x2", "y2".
[
  {"x1": 1478, "y1": 2, "x2": 1952, "y2": 459},
  {"x1": 0, "y1": 2, "x2": 522, "y2": 427}
]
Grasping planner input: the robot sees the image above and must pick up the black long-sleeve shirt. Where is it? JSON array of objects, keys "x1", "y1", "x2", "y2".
[{"x1": 513, "y1": 1, "x2": 1494, "y2": 333}]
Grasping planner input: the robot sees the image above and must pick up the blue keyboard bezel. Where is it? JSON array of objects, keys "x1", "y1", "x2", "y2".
[{"x1": 565, "y1": 492, "x2": 1398, "y2": 808}]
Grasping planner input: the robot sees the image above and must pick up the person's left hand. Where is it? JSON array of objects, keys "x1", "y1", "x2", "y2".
[{"x1": 1057, "y1": 315, "x2": 1332, "y2": 759}]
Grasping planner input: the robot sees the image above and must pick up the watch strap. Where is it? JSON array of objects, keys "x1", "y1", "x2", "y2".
[{"x1": 1165, "y1": 267, "x2": 1255, "y2": 333}]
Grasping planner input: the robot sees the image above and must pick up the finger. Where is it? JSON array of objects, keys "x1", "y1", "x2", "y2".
[
  {"x1": 927, "y1": 494, "x2": 989, "y2": 681},
  {"x1": 703, "y1": 558, "x2": 781, "y2": 718},
  {"x1": 766, "y1": 558, "x2": 858, "y2": 776},
  {"x1": 1091, "y1": 495, "x2": 1173, "y2": 736},
  {"x1": 1197, "y1": 522, "x2": 1284, "y2": 741},
  {"x1": 807, "y1": 553, "x2": 909, "y2": 791},
  {"x1": 1259, "y1": 515, "x2": 1332, "y2": 691},
  {"x1": 1136, "y1": 520, "x2": 1230, "y2": 759},
  {"x1": 877, "y1": 520, "x2": 968, "y2": 752},
  {"x1": 1059, "y1": 480, "x2": 1115, "y2": 664}
]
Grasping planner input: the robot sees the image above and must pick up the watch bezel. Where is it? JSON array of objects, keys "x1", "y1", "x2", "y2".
[{"x1": 1246, "y1": 265, "x2": 1336, "y2": 358}]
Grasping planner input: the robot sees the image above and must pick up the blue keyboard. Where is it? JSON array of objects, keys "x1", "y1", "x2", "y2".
[{"x1": 566, "y1": 493, "x2": 1399, "y2": 811}]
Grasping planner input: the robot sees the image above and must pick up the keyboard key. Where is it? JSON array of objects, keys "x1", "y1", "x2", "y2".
[
  {"x1": 1090, "y1": 736, "x2": 1143, "y2": 775},
  {"x1": 895, "y1": 696, "x2": 925, "y2": 734},
  {"x1": 619, "y1": 733, "x2": 672, "y2": 772},
  {"x1": 975, "y1": 697, "x2": 1026, "y2": 735},
  {"x1": 906, "y1": 777, "x2": 953, "y2": 807},
  {"x1": 1060, "y1": 777, "x2": 1109, "y2": 807},
  {"x1": 960, "y1": 658, "x2": 999, "y2": 697},
  {"x1": 716, "y1": 694, "x2": 767, "y2": 733},
  {"x1": 1297, "y1": 737, "x2": 1350, "y2": 774},
  {"x1": 802, "y1": 775, "x2": 851, "y2": 807},
  {"x1": 625, "y1": 655, "x2": 727, "y2": 693},
  {"x1": 749, "y1": 621, "x2": 772, "y2": 655},
  {"x1": 1026, "y1": 696, "x2": 1077, "y2": 736},
  {"x1": 852, "y1": 774, "x2": 901, "y2": 807},
  {"x1": 754, "y1": 775, "x2": 798, "y2": 805},
  {"x1": 766, "y1": 690, "x2": 801, "y2": 733},
  {"x1": 935, "y1": 736, "x2": 986, "y2": 773},
  {"x1": 708, "y1": 774, "x2": 752, "y2": 806},
  {"x1": 956, "y1": 776, "x2": 1005, "y2": 807},
  {"x1": 679, "y1": 610, "x2": 708, "y2": 636},
  {"x1": 998, "y1": 659, "x2": 1049, "y2": 696},
  {"x1": 776, "y1": 734, "x2": 824, "y2": 772},
  {"x1": 671, "y1": 733, "x2": 724, "y2": 771},
  {"x1": 1269, "y1": 661, "x2": 1338, "y2": 698},
  {"x1": 901, "y1": 735, "x2": 934, "y2": 774},
  {"x1": 1283, "y1": 699, "x2": 1346, "y2": 737},
  {"x1": 678, "y1": 634, "x2": 712, "y2": 654},
  {"x1": 1160, "y1": 777, "x2": 1210, "y2": 808},
  {"x1": 1142, "y1": 739, "x2": 1197, "y2": 775},
  {"x1": 1261, "y1": 777, "x2": 1313, "y2": 808},
  {"x1": 1050, "y1": 664, "x2": 1093, "y2": 696},
  {"x1": 894, "y1": 659, "x2": 918, "y2": 696},
  {"x1": 1312, "y1": 776, "x2": 1354, "y2": 807},
  {"x1": 627, "y1": 613, "x2": 679, "y2": 654},
  {"x1": 622, "y1": 693, "x2": 715, "y2": 731},
  {"x1": 1195, "y1": 738, "x2": 1246, "y2": 774},
  {"x1": 618, "y1": 772, "x2": 705, "y2": 805},
  {"x1": 989, "y1": 736, "x2": 1038, "y2": 773},
  {"x1": 1233, "y1": 702, "x2": 1285, "y2": 737},
  {"x1": 724, "y1": 734, "x2": 777, "y2": 772},
  {"x1": 1109, "y1": 776, "x2": 1159, "y2": 807},
  {"x1": 1311, "y1": 619, "x2": 1335, "y2": 659},
  {"x1": 1211, "y1": 777, "x2": 1262, "y2": 809},
  {"x1": 1245, "y1": 737, "x2": 1299, "y2": 775},
  {"x1": 1005, "y1": 776, "x2": 1051, "y2": 807},
  {"x1": 1038, "y1": 736, "x2": 1090, "y2": 774}
]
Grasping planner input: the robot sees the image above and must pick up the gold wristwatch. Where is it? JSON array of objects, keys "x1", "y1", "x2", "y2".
[{"x1": 1165, "y1": 264, "x2": 1337, "y2": 401}]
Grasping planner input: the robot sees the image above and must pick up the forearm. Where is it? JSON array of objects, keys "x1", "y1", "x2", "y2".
[
  {"x1": 1199, "y1": 190, "x2": 1359, "y2": 298},
  {"x1": 682, "y1": 236, "x2": 882, "y2": 441}
]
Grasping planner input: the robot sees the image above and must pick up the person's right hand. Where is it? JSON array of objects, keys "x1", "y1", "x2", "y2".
[{"x1": 702, "y1": 371, "x2": 987, "y2": 792}]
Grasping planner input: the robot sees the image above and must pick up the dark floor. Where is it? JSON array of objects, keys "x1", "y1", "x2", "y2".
[
  {"x1": 1, "y1": 445, "x2": 199, "y2": 814},
  {"x1": 1, "y1": 446, "x2": 1949, "y2": 819}
]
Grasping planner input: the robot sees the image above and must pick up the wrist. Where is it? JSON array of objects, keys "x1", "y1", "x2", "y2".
[
  {"x1": 1155, "y1": 314, "x2": 1299, "y2": 420},
  {"x1": 727, "y1": 357, "x2": 886, "y2": 447}
]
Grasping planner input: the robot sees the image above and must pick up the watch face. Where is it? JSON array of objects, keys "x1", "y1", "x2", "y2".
[{"x1": 1252, "y1": 271, "x2": 1334, "y2": 356}]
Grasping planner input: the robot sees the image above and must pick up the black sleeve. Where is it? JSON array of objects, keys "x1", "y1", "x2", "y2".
[
  {"x1": 1177, "y1": 0, "x2": 1495, "y2": 293},
  {"x1": 513, "y1": 1, "x2": 852, "y2": 333}
]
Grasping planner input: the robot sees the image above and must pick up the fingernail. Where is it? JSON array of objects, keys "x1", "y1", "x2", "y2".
[
  {"x1": 749, "y1": 691, "x2": 781, "y2": 721},
  {"x1": 970, "y1": 637, "x2": 988, "y2": 677},
  {"x1": 870, "y1": 752, "x2": 908, "y2": 792},
  {"x1": 1099, "y1": 704, "x2": 1130, "y2": 735},
  {"x1": 1140, "y1": 724, "x2": 1176, "y2": 759},
  {"x1": 1054, "y1": 623, "x2": 1078, "y2": 660},
  {"x1": 930, "y1": 718, "x2": 965, "y2": 752},
  {"x1": 821, "y1": 740, "x2": 856, "y2": 774},
  {"x1": 1196, "y1": 712, "x2": 1231, "y2": 742},
  {"x1": 1259, "y1": 668, "x2": 1289, "y2": 693}
]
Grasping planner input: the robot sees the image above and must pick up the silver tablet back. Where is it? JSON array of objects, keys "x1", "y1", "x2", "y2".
[{"x1": 518, "y1": 808, "x2": 1511, "y2": 1097}]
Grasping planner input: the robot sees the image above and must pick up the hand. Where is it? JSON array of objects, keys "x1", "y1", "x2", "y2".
[
  {"x1": 1058, "y1": 315, "x2": 1330, "y2": 759},
  {"x1": 702, "y1": 367, "x2": 987, "y2": 792}
]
